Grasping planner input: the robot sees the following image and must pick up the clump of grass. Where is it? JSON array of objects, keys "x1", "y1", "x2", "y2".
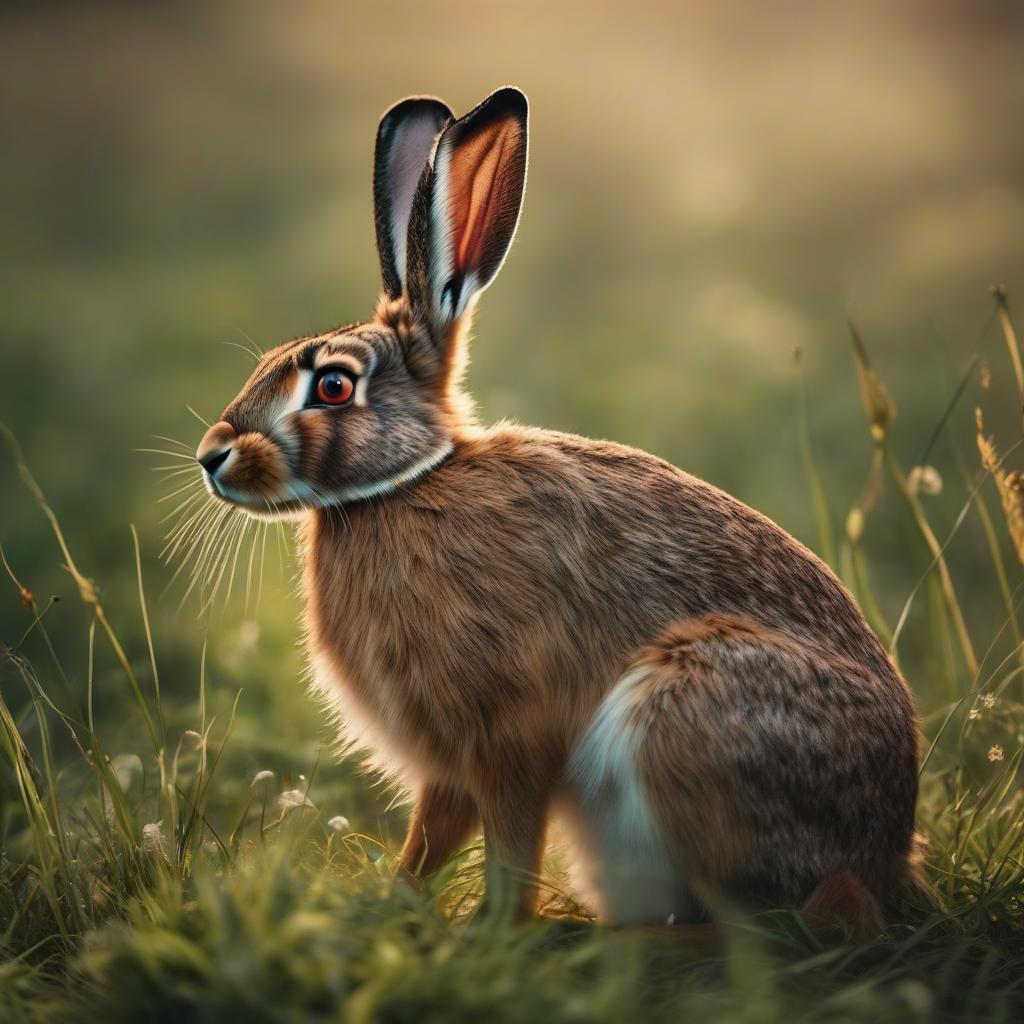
[{"x1": 1, "y1": 293, "x2": 1024, "y2": 1022}]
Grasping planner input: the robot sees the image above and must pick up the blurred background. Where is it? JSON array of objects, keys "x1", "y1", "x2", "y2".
[{"x1": 1, "y1": 1, "x2": 1022, "y2": 830}]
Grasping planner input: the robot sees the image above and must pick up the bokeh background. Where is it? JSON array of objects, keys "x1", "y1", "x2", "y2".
[{"x1": 2, "y1": 1, "x2": 1023, "y2": 831}]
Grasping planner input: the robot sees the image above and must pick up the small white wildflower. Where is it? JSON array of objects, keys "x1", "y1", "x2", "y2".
[
  {"x1": 183, "y1": 730, "x2": 203, "y2": 747},
  {"x1": 142, "y1": 821, "x2": 166, "y2": 854},
  {"x1": 279, "y1": 789, "x2": 316, "y2": 812},
  {"x1": 981, "y1": 694, "x2": 998, "y2": 710},
  {"x1": 250, "y1": 770, "x2": 275, "y2": 786},
  {"x1": 327, "y1": 815, "x2": 350, "y2": 833},
  {"x1": 908, "y1": 465, "x2": 943, "y2": 497},
  {"x1": 988, "y1": 745, "x2": 1005, "y2": 763},
  {"x1": 968, "y1": 708, "x2": 981, "y2": 721}
]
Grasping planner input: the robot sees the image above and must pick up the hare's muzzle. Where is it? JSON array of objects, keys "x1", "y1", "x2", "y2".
[{"x1": 196, "y1": 419, "x2": 293, "y2": 512}]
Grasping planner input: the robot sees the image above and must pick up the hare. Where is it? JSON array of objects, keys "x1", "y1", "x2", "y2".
[{"x1": 195, "y1": 87, "x2": 921, "y2": 930}]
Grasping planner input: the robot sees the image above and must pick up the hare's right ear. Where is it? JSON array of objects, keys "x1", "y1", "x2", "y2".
[
  {"x1": 374, "y1": 96, "x2": 454, "y2": 299},
  {"x1": 405, "y1": 87, "x2": 528, "y2": 329}
]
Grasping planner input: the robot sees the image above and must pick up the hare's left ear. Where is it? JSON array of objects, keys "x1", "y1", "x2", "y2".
[
  {"x1": 374, "y1": 96, "x2": 454, "y2": 299},
  {"x1": 406, "y1": 87, "x2": 528, "y2": 326}
]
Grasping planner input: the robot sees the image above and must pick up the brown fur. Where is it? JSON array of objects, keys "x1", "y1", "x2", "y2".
[{"x1": 193, "y1": 87, "x2": 923, "y2": 929}]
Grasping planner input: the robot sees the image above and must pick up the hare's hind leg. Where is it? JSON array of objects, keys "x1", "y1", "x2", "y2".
[{"x1": 568, "y1": 614, "x2": 917, "y2": 927}]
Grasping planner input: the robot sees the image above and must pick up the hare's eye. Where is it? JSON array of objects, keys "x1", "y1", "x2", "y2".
[{"x1": 315, "y1": 369, "x2": 355, "y2": 406}]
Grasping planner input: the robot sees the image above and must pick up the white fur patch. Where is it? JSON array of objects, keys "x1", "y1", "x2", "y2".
[
  {"x1": 307, "y1": 651, "x2": 420, "y2": 789},
  {"x1": 287, "y1": 442, "x2": 453, "y2": 508},
  {"x1": 566, "y1": 667, "x2": 695, "y2": 925}
]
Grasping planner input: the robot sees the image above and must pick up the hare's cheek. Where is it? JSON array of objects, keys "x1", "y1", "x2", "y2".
[
  {"x1": 218, "y1": 432, "x2": 291, "y2": 500},
  {"x1": 288, "y1": 412, "x2": 336, "y2": 484}
]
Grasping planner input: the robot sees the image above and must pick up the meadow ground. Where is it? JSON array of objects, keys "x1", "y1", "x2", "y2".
[{"x1": 1, "y1": 302, "x2": 1023, "y2": 1023}]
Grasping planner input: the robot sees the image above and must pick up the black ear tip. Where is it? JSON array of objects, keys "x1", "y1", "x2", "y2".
[
  {"x1": 487, "y1": 86, "x2": 528, "y2": 121},
  {"x1": 378, "y1": 95, "x2": 454, "y2": 132}
]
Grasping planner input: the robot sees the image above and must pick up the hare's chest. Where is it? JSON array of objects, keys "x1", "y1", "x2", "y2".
[{"x1": 303, "y1": 535, "x2": 474, "y2": 779}]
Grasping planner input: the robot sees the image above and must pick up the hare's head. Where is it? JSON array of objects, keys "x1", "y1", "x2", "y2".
[{"x1": 195, "y1": 88, "x2": 528, "y2": 517}]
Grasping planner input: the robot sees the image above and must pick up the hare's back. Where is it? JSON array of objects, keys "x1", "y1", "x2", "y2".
[{"x1": 449, "y1": 426, "x2": 898, "y2": 683}]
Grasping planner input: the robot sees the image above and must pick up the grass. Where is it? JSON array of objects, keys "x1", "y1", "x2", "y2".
[{"x1": 1, "y1": 299, "x2": 1023, "y2": 1023}]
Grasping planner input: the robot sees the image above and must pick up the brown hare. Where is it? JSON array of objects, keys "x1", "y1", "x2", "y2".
[{"x1": 194, "y1": 87, "x2": 921, "y2": 931}]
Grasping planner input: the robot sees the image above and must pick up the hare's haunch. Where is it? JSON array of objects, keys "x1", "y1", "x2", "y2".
[{"x1": 195, "y1": 88, "x2": 921, "y2": 931}]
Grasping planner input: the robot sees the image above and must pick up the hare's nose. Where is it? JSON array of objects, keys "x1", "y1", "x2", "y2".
[
  {"x1": 198, "y1": 448, "x2": 230, "y2": 477},
  {"x1": 196, "y1": 420, "x2": 237, "y2": 477}
]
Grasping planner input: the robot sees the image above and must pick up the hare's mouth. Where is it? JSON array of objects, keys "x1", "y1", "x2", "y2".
[{"x1": 203, "y1": 475, "x2": 310, "y2": 521}]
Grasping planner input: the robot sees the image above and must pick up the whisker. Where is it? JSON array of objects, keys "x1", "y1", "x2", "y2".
[
  {"x1": 236, "y1": 328, "x2": 265, "y2": 358},
  {"x1": 219, "y1": 515, "x2": 252, "y2": 609},
  {"x1": 244, "y1": 517, "x2": 262, "y2": 613},
  {"x1": 151, "y1": 434, "x2": 194, "y2": 450},
  {"x1": 162, "y1": 507, "x2": 211, "y2": 559},
  {"x1": 176, "y1": 503, "x2": 231, "y2": 586},
  {"x1": 221, "y1": 340, "x2": 262, "y2": 364},
  {"x1": 186, "y1": 405, "x2": 213, "y2": 429},
  {"x1": 157, "y1": 477, "x2": 205, "y2": 506},
  {"x1": 162, "y1": 497, "x2": 219, "y2": 558},
  {"x1": 256, "y1": 520, "x2": 269, "y2": 611},
  {"x1": 136, "y1": 447, "x2": 195, "y2": 460},
  {"x1": 178, "y1": 509, "x2": 233, "y2": 611},
  {"x1": 162, "y1": 503, "x2": 225, "y2": 596},
  {"x1": 198, "y1": 515, "x2": 241, "y2": 615},
  {"x1": 160, "y1": 488, "x2": 208, "y2": 525}
]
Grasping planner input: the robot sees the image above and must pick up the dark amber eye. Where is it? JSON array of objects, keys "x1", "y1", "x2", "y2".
[{"x1": 316, "y1": 370, "x2": 355, "y2": 405}]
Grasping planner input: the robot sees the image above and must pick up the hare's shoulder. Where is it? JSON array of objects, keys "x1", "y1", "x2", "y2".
[
  {"x1": 447, "y1": 423, "x2": 757, "y2": 526},
  {"x1": 451, "y1": 423, "x2": 705, "y2": 494}
]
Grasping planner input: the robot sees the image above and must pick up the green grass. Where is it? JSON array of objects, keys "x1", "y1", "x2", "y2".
[{"x1": 1, "y1": 310, "x2": 1024, "y2": 1024}]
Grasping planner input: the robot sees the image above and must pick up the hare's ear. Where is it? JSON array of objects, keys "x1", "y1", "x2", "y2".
[
  {"x1": 374, "y1": 96, "x2": 454, "y2": 299},
  {"x1": 406, "y1": 87, "x2": 528, "y2": 326}
]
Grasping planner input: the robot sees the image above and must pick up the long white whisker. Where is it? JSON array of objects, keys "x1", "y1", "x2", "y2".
[
  {"x1": 157, "y1": 477, "x2": 206, "y2": 505},
  {"x1": 236, "y1": 328, "x2": 265, "y2": 358},
  {"x1": 198, "y1": 515, "x2": 241, "y2": 616},
  {"x1": 137, "y1": 447, "x2": 195, "y2": 460},
  {"x1": 152, "y1": 434, "x2": 193, "y2": 450},
  {"x1": 163, "y1": 497, "x2": 220, "y2": 561},
  {"x1": 221, "y1": 340, "x2": 262, "y2": 363},
  {"x1": 162, "y1": 501, "x2": 225, "y2": 595},
  {"x1": 255, "y1": 520, "x2": 269, "y2": 612},
  {"x1": 159, "y1": 488, "x2": 207, "y2": 525},
  {"x1": 219, "y1": 514, "x2": 251, "y2": 608},
  {"x1": 186, "y1": 405, "x2": 212, "y2": 429},
  {"x1": 177, "y1": 505, "x2": 233, "y2": 608}
]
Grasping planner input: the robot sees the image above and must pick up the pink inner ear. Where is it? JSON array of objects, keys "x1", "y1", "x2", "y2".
[
  {"x1": 388, "y1": 117, "x2": 446, "y2": 282},
  {"x1": 447, "y1": 119, "x2": 520, "y2": 275}
]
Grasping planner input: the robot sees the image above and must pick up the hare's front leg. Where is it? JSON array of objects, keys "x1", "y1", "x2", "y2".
[
  {"x1": 400, "y1": 782, "x2": 478, "y2": 878},
  {"x1": 476, "y1": 772, "x2": 552, "y2": 922}
]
